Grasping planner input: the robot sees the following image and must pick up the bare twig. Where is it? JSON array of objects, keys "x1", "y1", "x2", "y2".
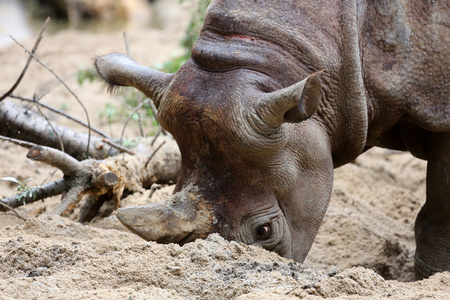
[
  {"x1": 148, "y1": 183, "x2": 163, "y2": 199},
  {"x1": 33, "y1": 93, "x2": 65, "y2": 152},
  {"x1": 40, "y1": 169, "x2": 59, "y2": 185},
  {"x1": 145, "y1": 140, "x2": 166, "y2": 168},
  {"x1": 119, "y1": 98, "x2": 150, "y2": 144},
  {"x1": 2, "y1": 212, "x2": 28, "y2": 221},
  {"x1": 0, "y1": 17, "x2": 50, "y2": 102},
  {"x1": 150, "y1": 127, "x2": 162, "y2": 146},
  {"x1": 25, "y1": 160, "x2": 42, "y2": 175},
  {"x1": 0, "y1": 201, "x2": 27, "y2": 221},
  {"x1": 30, "y1": 89, "x2": 49, "y2": 103},
  {"x1": 148, "y1": 100, "x2": 165, "y2": 135},
  {"x1": 0, "y1": 135, "x2": 37, "y2": 148},
  {"x1": 285, "y1": 286, "x2": 298, "y2": 295},
  {"x1": 101, "y1": 138, "x2": 135, "y2": 155},
  {"x1": 123, "y1": 31, "x2": 131, "y2": 56},
  {"x1": 1, "y1": 137, "x2": 181, "y2": 218},
  {"x1": 9, "y1": 36, "x2": 93, "y2": 158},
  {"x1": 137, "y1": 110, "x2": 145, "y2": 137},
  {"x1": 10, "y1": 94, "x2": 109, "y2": 138}
]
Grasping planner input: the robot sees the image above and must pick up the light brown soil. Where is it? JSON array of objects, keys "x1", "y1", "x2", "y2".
[{"x1": 0, "y1": 1, "x2": 449, "y2": 299}]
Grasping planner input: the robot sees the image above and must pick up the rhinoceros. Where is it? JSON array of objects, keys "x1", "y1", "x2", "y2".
[{"x1": 95, "y1": 0, "x2": 449, "y2": 279}]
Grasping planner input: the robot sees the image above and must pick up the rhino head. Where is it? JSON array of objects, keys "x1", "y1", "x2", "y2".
[{"x1": 96, "y1": 50, "x2": 333, "y2": 262}]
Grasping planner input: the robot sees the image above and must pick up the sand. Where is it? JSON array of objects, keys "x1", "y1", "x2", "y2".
[{"x1": 0, "y1": 1, "x2": 449, "y2": 299}]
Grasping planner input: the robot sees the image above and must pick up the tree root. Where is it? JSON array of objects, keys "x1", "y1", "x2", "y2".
[{"x1": 0, "y1": 136, "x2": 181, "y2": 222}]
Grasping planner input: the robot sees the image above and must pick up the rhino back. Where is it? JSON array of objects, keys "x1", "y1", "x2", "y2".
[{"x1": 361, "y1": 0, "x2": 449, "y2": 133}]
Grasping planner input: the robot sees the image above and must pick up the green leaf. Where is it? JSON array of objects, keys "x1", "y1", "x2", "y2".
[
  {"x1": 77, "y1": 67, "x2": 98, "y2": 85},
  {"x1": 1, "y1": 177, "x2": 20, "y2": 184}
]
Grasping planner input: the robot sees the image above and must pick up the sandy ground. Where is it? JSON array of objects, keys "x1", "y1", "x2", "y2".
[{"x1": 0, "y1": 1, "x2": 449, "y2": 299}]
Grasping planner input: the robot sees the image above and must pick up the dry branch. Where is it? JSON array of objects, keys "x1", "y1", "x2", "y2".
[
  {"x1": 32, "y1": 96, "x2": 65, "y2": 152},
  {"x1": 0, "y1": 17, "x2": 50, "y2": 102},
  {"x1": 0, "y1": 178, "x2": 66, "y2": 211},
  {"x1": 10, "y1": 94, "x2": 109, "y2": 138},
  {"x1": 119, "y1": 98, "x2": 150, "y2": 144},
  {"x1": 27, "y1": 145, "x2": 81, "y2": 176},
  {"x1": 102, "y1": 138, "x2": 135, "y2": 155},
  {"x1": 0, "y1": 136, "x2": 37, "y2": 149},
  {"x1": 0, "y1": 136, "x2": 181, "y2": 220},
  {"x1": 0, "y1": 100, "x2": 118, "y2": 160},
  {"x1": 145, "y1": 140, "x2": 166, "y2": 168},
  {"x1": 0, "y1": 201, "x2": 27, "y2": 220}
]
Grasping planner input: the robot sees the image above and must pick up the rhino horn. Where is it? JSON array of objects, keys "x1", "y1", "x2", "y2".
[
  {"x1": 116, "y1": 193, "x2": 212, "y2": 244},
  {"x1": 256, "y1": 71, "x2": 323, "y2": 127},
  {"x1": 95, "y1": 53, "x2": 174, "y2": 107}
]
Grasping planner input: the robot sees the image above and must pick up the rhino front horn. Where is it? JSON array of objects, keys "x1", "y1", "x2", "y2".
[
  {"x1": 95, "y1": 53, "x2": 174, "y2": 107},
  {"x1": 116, "y1": 195, "x2": 212, "y2": 244}
]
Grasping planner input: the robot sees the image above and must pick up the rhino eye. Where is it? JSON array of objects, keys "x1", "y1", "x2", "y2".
[{"x1": 256, "y1": 223, "x2": 271, "y2": 240}]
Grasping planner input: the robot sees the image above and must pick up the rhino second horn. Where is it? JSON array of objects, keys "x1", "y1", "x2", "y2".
[
  {"x1": 95, "y1": 53, "x2": 174, "y2": 107},
  {"x1": 256, "y1": 71, "x2": 323, "y2": 126}
]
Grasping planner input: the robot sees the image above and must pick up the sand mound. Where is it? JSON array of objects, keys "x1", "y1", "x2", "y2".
[{"x1": 0, "y1": 214, "x2": 449, "y2": 299}]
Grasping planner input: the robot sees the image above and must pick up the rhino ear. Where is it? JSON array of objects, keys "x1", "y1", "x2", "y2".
[
  {"x1": 95, "y1": 53, "x2": 174, "y2": 108},
  {"x1": 256, "y1": 71, "x2": 322, "y2": 126}
]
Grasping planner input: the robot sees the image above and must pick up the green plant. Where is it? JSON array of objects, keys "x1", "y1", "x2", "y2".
[
  {"x1": 157, "y1": 0, "x2": 212, "y2": 73},
  {"x1": 180, "y1": 0, "x2": 211, "y2": 50},
  {"x1": 121, "y1": 138, "x2": 140, "y2": 148},
  {"x1": 1, "y1": 177, "x2": 40, "y2": 204},
  {"x1": 99, "y1": 102, "x2": 120, "y2": 123},
  {"x1": 60, "y1": 102, "x2": 70, "y2": 111},
  {"x1": 77, "y1": 66, "x2": 97, "y2": 85}
]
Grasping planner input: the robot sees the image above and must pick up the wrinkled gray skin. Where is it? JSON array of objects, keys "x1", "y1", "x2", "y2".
[{"x1": 95, "y1": 0, "x2": 449, "y2": 280}]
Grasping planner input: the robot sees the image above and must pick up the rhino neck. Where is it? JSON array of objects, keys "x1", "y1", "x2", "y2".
[{"x1": 317, "y1": 0, "x2": 369, "y2": 167}]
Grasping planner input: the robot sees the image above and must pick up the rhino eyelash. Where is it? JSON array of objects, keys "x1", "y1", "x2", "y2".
[{"x1": 106, "y1": 83, "x2": 121, "y2": 95}]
